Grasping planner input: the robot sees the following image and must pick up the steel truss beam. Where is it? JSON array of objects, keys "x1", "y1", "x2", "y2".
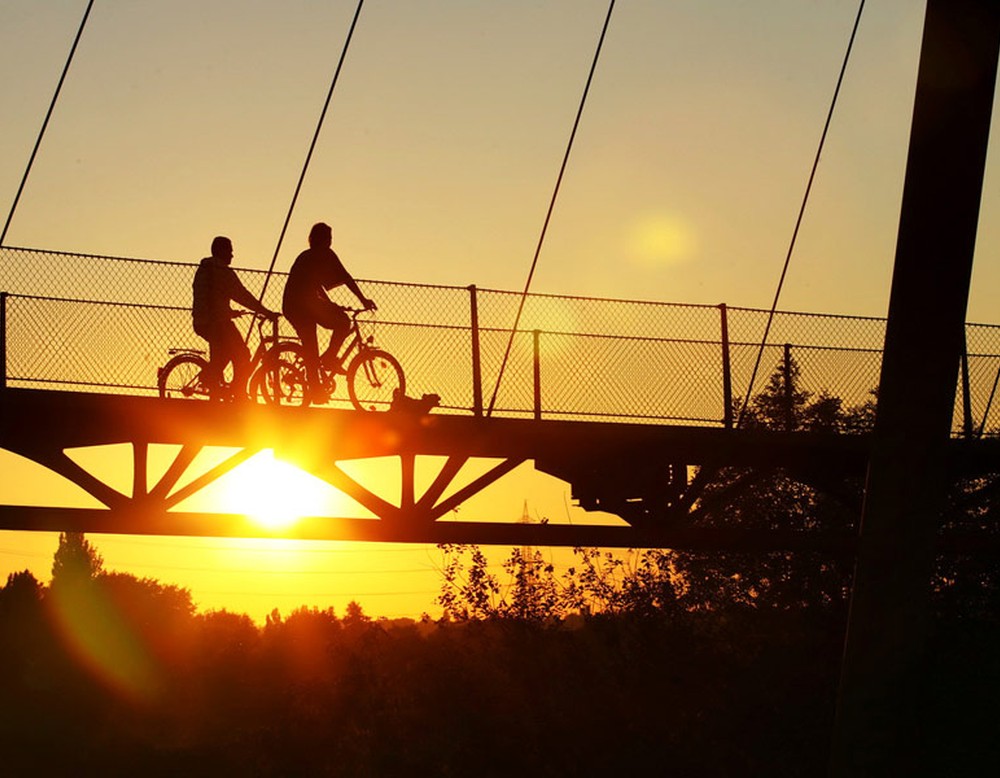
[{"x1": 0, "y1": 387, "x2": 997, "y2": 548}]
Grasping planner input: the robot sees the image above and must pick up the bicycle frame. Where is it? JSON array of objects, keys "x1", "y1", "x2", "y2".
[
  {"x1": 302, "y1": 307, "x2": 405, "y2": 410},
  {"x1": 322, "y1": 308, "x2": 375, "y2": 374},
  {"x1": 159, "y1": 315, "x2": 290, "y2": 400},
  {"x1": 160, "y1": 307, "x2": 404, "y2": 410}
]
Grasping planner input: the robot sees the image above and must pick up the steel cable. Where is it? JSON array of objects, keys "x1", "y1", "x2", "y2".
[
  {"x1": 1, "y1": 0, "x2": 95, "y2": 247},
  {"x1": 736, "y1": 0, "x2": 866, "y2": 428},
  {"x1": 256, "y1": 0, "x2": 366, "y2": 306},
  {"x1": 486, "y1": 0, "x2": 616, "y2": 417}
]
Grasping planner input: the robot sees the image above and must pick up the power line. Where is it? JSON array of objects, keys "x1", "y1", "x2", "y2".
[{"x1": 200, "y1": 589, "x2": 441, "y2": 599}]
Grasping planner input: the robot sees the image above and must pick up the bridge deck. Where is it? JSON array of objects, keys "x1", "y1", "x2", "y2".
[
  {"x1": 2, "y1": 387, "x2": 997, "y2": 549},
  {"x1": 5, "y1": 246, "x2": 1000, "y2": 436},
  {"x1": 3, "y1": 248, "x2": 1000, "y2": 547},
  {"x1": 0, "y1": 388, "x2": 871, "y2": 466}
]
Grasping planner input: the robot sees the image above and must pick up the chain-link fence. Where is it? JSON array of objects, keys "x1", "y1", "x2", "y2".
[{"x1": 4, "y1": 247, "x2": 1000, "y2": 433}]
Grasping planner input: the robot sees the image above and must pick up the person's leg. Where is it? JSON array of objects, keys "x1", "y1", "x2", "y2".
[
  {"x1": 288, "y1": 315, "x2": 323, "y2": 400},
  {"x1": 221, "y1": 320, "x2": 252, "y2": 399},
  {"x1": 196, "y1": 322, "x2": 225, "y2": 401},
  {"x1": 317, "y1": 305, "x2": 351, "y2": 371}
]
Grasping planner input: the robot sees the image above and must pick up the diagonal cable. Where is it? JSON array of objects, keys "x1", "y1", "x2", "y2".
[
  {"x1": 487, "y1": 0, "x2": 616, "y2": 417},
  {"x1": 1, "y1": 0, "x2": 95, "y2": 247},
  {"x1": 256, "y1": 0, "x2": 365, "y2": 306},
  {"x1": 736, "y1": 0, "x2": 866, "y2": 428}
]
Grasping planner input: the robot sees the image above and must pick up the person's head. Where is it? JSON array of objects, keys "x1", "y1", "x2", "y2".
[
  {"x1": 211, "y1": 236, "x2": 233, "y2": 264},
  {"x1": 308, "y1": 222, "x2": 333, "y2": 249}
]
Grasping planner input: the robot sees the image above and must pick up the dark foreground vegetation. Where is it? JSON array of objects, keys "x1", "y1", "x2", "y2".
[
  {"x1": 2, "y1": 538, "x2": 998, "y2": 775},
  {"x1": 2, "y1": 362, "x2": 998, "y2": 775}
]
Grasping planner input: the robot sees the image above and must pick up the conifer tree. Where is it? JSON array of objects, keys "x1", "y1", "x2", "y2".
[{"x1": 50, "y1": 531, "x2": 103, "y2": 589}]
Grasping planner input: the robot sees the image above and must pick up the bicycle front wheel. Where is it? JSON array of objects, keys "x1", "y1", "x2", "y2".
[
  {"x1": 251, "y1": 344, "x2": 308, "y2": 407},
  {"x1": 158, "y1": 353, "x2": 210, "y2": 399},
  {"x1": 347, "y1": 349, "x2": 405, "y2": 412}
]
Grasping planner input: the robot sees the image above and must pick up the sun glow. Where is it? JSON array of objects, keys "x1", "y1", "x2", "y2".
[
  {"x1": 627, "y1": 213, "x2": 697, "y2": 267},
  {"x1": 216, "y1": 449, "x2": 346, "y2": 529}
]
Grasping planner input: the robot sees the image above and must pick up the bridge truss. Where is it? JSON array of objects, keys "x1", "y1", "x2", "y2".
[
  {"x1": 0, "y1": 385, "x2": 858, "y2": 547},
  {"x1": 3, "y1": 247, "x2": 1000, "y2": 549},
  {"x1": 0, "y1": 384, "x2": 997, "y2": 552}
]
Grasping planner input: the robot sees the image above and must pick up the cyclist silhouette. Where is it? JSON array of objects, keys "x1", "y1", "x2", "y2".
[
  {"x1": 282, "y1": 222, "x2": 376, "y2": 404},
  {"x1": 192, "y1": 236, "x2": 278, "y2": 400}
]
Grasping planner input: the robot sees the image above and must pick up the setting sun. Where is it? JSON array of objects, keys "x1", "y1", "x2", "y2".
[{"x1": 212, "y1": 449, "x2": 350, "y2": 530}]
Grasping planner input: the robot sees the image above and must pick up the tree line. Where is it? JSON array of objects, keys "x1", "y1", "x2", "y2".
[{"x1": 1, "y1": 359, "x2": 998, "y2": 775}]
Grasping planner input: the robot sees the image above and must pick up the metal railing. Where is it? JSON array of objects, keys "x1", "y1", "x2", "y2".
[{"x1": 3, "y1": 246, "x2": 1000, "y2": 434}]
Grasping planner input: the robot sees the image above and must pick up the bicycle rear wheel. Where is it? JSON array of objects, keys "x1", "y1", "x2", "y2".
[
  {"x1": 158, "y1": 353, "x2": 210, "y2": 399},
  {"x1": 251, "y1": 344, "x2": 308, "y2": 406},
  {"x1": 347, "y1": 349, "x2": 405, "y2": 412}
]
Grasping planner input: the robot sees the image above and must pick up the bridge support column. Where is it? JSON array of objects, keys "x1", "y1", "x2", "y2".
[{"x1": 831, "y1": 0, "x2": 1000, "y2": 774}]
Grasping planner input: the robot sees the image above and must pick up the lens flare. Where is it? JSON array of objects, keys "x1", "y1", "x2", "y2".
[
  {"x1": 627, "y1": 213, "x2": 697, "y2": 267},
  {"x1": 48, "y1": 582, "x2": 162, "y2": 705}
]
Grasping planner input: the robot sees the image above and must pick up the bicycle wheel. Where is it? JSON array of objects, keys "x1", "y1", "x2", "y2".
[
  {"x1": 347, "y1": 349, "x2": 405, "y2": 412},
  {"x1": 251, "y1": 344, "x2": 308, "y2": 407},
  {"x1": 158, "y1": 353, "x2": 210, "y2": 399}
]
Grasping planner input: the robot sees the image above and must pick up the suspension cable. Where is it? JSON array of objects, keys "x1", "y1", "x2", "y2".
[
  {"x1": 977, "y1": 362, "x2": 1000, "y2": 438},
  {"x1": 735, "y1": 0, "x2": 865, "y2": 428},
  {"x1": 486, "y1": 0, "x2": 616, "y2": 417},
  {"x1": 256, "y1": 0, "x2": 365, "y2": 304},
  {"x1": 1, "y1": 0, "x2": 95, "y2": 247}
]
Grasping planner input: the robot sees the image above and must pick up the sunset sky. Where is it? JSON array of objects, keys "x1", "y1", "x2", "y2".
[{"x1": 2, "y1": 0, "x2": 999, "y2": 620}]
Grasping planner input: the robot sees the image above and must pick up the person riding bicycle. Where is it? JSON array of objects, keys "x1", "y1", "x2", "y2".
[
  {"x1": 282, "y1": 222, "x2": 376, "y2": 404},
  {"x1": 192, "y1": 236, "x2": 278, "y2": 401}
]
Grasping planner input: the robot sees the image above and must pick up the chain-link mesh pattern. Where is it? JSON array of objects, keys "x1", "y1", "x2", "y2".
[
  {"x1": 963, "y1": 322, "x2": 1000, "y2": 435},
  {"x1": 784, "y1": 345, "x2": 883, "y2": 411},
  {"x1": 726, "y1": 305, "x2": 888, "y2": 351},
  {"x1": 4, "y1": 247, "x2": 1000, "y2": 434}
]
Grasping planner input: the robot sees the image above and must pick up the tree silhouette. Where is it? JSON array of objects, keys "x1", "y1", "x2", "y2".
[
  {"x1": 0, "y1": 500, "x2": 992, "y2": 775},
  {"x1": 51, "y1": 531, "x2": 103, "y2": 590},
  {"x1": 672, "y1": 357, "x2": 871, "y2": 612}
]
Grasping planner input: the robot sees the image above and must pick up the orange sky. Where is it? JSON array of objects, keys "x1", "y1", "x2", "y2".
[
  {"x1": 1, "y1": 443, "x2": 611, "y2": 621},
  {"x1": 3, "y1": 1, "x2": 1000, "y2": 619}
]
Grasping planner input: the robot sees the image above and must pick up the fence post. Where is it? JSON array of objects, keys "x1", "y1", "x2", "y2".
[
  {"x1": 719, "y1": 303, "x2": 733, "y2": 429},
  {"x1": 783, "y1": 343, "x2": 794, "y2": 431},
  {"x1": 270, "y1": 314, "x2": 280, "y2": 404},
  {"x1": 0, "y1": 292, "x2": 7, "y2": 391},
  {"x1": 533, "y1": 330, "x2": 542, "y2": 420},
  {"x1": 961, "y1": 329, "x2": 974, "y2": 438},
  {"x1": 468, "y1": 285, "x2": 483, "y2": 417}
]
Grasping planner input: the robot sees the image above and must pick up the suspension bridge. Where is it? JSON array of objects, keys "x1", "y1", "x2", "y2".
[
  {"x1": 2, "y1": 0, "x2": 995, "y2": 550},
  {"x1": 3, "y1": 2, "x2": 1000, "y2": 773},
  {"x1": 1, "y1": 243, "x2": 999, "y2": 550}
]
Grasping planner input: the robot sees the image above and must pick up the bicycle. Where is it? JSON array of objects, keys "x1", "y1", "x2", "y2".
[
  {"x1": 285, "y1": 307, "x2": 406, "y2": 411},
  {"x1": 157, "y1": 314, "x2": 305, "y2": 405}
]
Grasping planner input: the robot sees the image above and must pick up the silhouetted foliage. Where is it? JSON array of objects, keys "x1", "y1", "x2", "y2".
[
  {"x1": 51, "y1": 530, "x2": 103, "y2": 589},
  {"x1": 4, "y1": 356, "x2": 1000, "y2": 776},
  {"x1": 669, "y1": 358, "x2": 872, "y2": 614},
  {"x1": 1, "y1": 569, "x2": 43, "y2": 613}
]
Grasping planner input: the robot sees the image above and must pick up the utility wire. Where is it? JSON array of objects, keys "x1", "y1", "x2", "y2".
[
  {"x1": 486, "y1": 0, "x2": 616, "y2": 416},
  {"x1": 256, "y1": 0, "x2": 365, "y2": 305},
  {"x1": 1, "y1": 0, "x2": 95, "y2": 247},
  {"x1": 736, "y1": 0, "x2": 865, "y2": 428}
]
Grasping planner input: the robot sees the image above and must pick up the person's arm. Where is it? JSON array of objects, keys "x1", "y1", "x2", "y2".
[
  {"x1": 225, "y1": 268, "x2": 278, "y2": 318},
  {"x1": 328, "y1": 251, "x2": 375, "y2": 310},
  {"x1": 345, "y1": 276, "x2": 376, "y2": 311}
]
